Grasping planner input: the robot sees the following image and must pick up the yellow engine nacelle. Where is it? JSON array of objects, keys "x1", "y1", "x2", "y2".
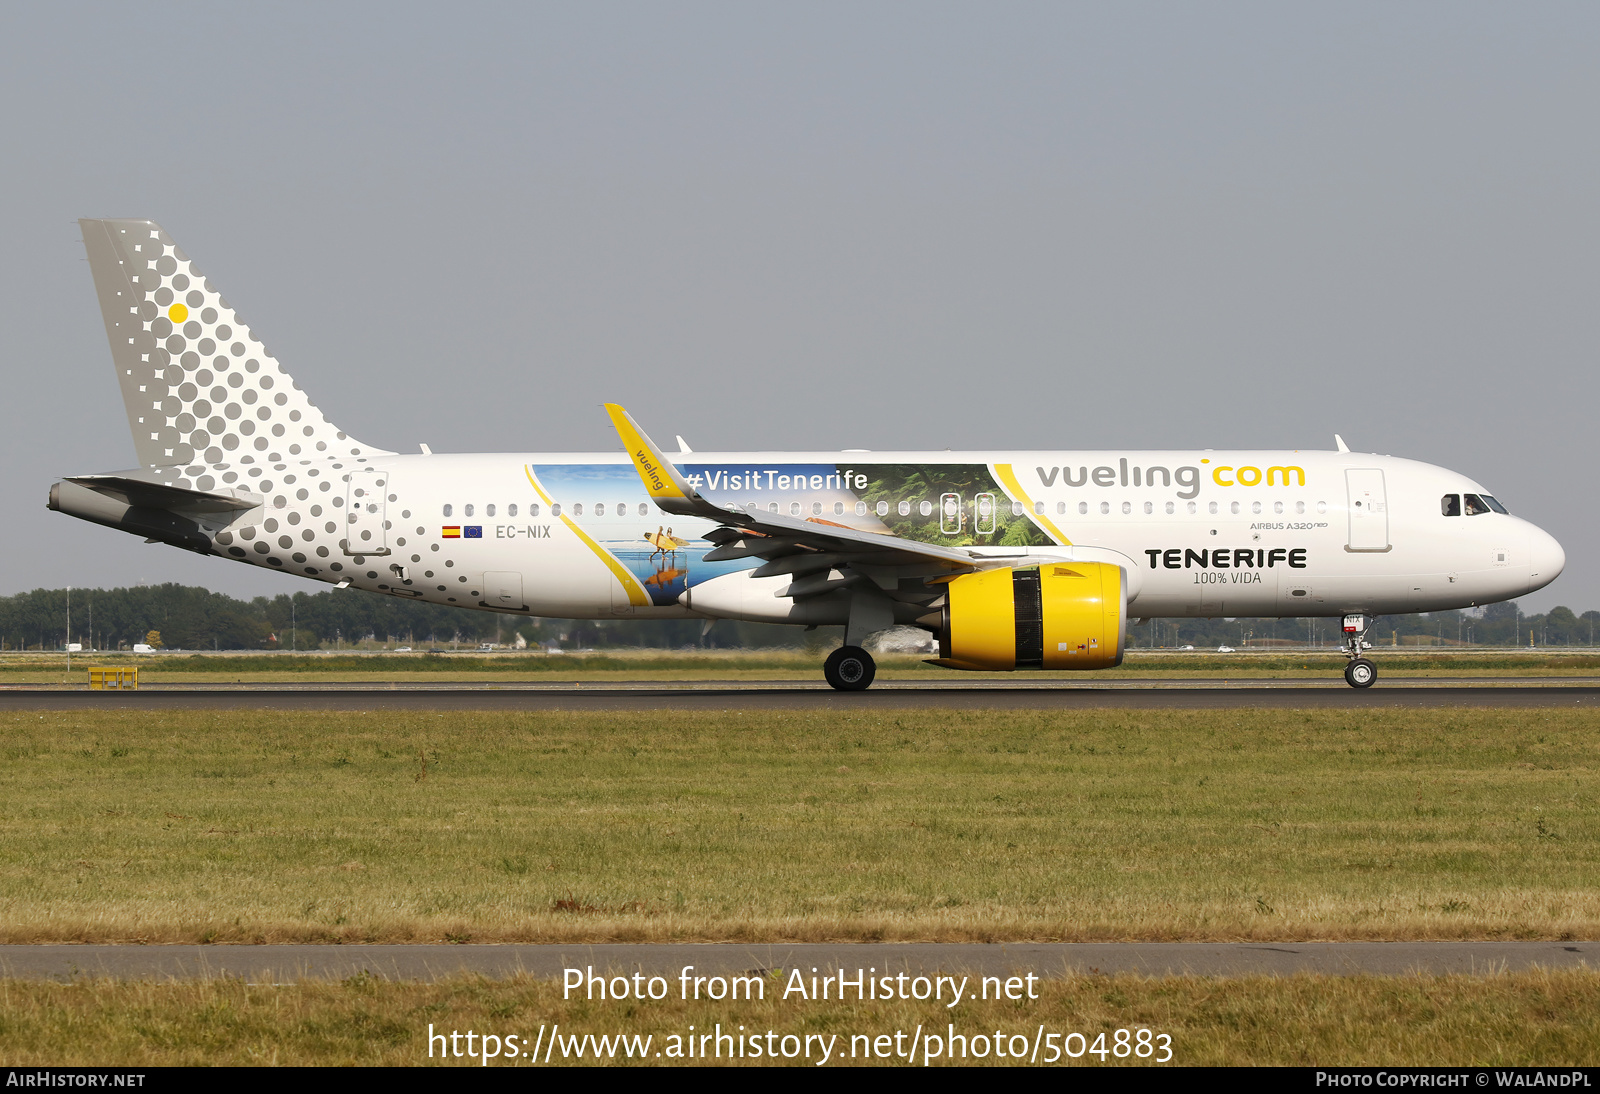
[{"x1": 927, "y1": 562, "x2": 1126, "y2": 671}]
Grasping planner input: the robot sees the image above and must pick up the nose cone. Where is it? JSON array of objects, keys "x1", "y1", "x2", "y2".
[{"x1": 1527, "y1": 524, "x2": 1566, "y2": 594}]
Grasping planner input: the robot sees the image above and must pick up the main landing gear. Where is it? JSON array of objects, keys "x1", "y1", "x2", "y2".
[
  {"x1": 824, "y1": 646, "x2": 877, "y2": 691},
  {"x1": 1341, "y1": 614, "x2": 1377, "y2": 689}
]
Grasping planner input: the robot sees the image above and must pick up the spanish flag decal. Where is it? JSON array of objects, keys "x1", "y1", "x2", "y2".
[{"x1": 442, "y1": 526, "x2": 461, "y2": 538}]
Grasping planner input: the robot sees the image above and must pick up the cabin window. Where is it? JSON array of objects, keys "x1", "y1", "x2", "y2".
[
  {"x1": 1165, "y1": 501, "x2": 1174, "y2": 515},
  {"x1": 1208, "y1": 501, "x2": 1219, "y2": 515},
  {"x1": 551, "y1": 503, "x2": 561, "y2": 516},
  {"x1": 1035, "y1": 501, "x2": 1045, "y2": 515},
  {"x1": 1144, "y1": 501, "x2": 1153, "y2": 515},
  {"x1": 486, "y1": 503, "x2": 496, "y2": 517},
  {"x1": 507, "y1": 503, "x2": 518, "y2": 517},
  {"x1": 1230, "y1": 501, "x2": 1240, "y2": 515},
  {"x1": 1251, "y1": 501, "x2": 1261, "y2": 514},
  {"x1": 857, "y1": 501, "x2": 868, "y2": 516},
  {"x1": 876, "y1": 501, "x2": 889, "y2": 516},
  {"x1": 1057, "y1": 501, "x2": 1067, "y2": 515},
  {"x1": 1011, "y1": 501, "x2": 1024, "y2": 517},
  {"x1": 1121, "y1": 501, "x2": 1132, "y2": 515},
  {"x1": 1464, "y1": 493, "x2": 1491, "y2": 516},
  {"x1": 442, "y1": 504, "x2": 453, "y2": 517},
  {"x1": 1187, "y1": 501, "x2": 1197, "y2": 514},
  {"x1": 919, "y1": 500, "x2": 933, "y2": 516},
  {"x1": 593, "y1": 503, "x2": 604, "y2": 516},
  {"x1": 1441, "y1": 494, "x2": 1461, "y2": 517},
  {"x1": 834, "y1": 501, "x2": 844, "y2": 515},
  {"x1": 812, "y1": 502, "x2": 822, "y2": 515},
  {"x1": 1100, "y1": 501, "x2": 1110, "y2": 515},
  {"x1": 1079, "y1": 502, "x2": 1088, "y2": 515},
  {"x1": 1296, "y1": 501, "x2": 1306, "y2": 514},
  {"x1": 572, "y1": 503, "x2": 583, "y2": 516},
  {"x1": 1316, "y1": 501, "x2": 1327, "y2": 514},
  {"x1": 790, "y1": 502, "x2": 802, "y2": 515},
  {"x1": 770, "y1": 502, "x2": 780, "y2": 513},
  {"x1": 899, "y1": 501, "x2": 912, "y2": 516},
  {"x1": 1273, "y1": 501, "x2": 1283, "y2": 514},
  {"x1": 528, "y1": 503, "x2": 539, "y2": 517}
]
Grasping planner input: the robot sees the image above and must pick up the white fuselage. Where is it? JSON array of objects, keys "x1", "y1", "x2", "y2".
[{"x1": 172, "y1": 447, "x2": 1561, "y2": 624}]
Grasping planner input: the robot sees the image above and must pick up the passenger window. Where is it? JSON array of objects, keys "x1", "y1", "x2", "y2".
[
  {"x1": 919, "y1": 500, "x2": 933, "y2": 516},
  {"x1": 770, "y1": 502, "x2": 780, "y2": 513},
  {"x1": 1441, "y1": 494, "x2": 1461, "y2": 517},
  {"x1": 1165, "y1": 501, "x2": 1174, "y2": 515},
  {"x1": 508, "y1": 503, "x2": 518, "y2": 517},
  {"x1": 812, "y1": 502, "x2": 822, "y2": 516},
  {"x1": 1273, "y1": 501, "x2": 1283, "y2": 514},
  {"x1": 594, "y1": 503, "x2": 604, "y2": 516},
  {"x1": 1296, "y1": 501, "x2": 1305, "y2": 514},
  {"x1": 1099, "y1": 501, "x2": 1110, "y2": 515},
  {"x1": 1464, "y1": 493, "x2": 1490, "y2": 516},
  {"x1": 572, "y1": 503, "x2": 582, "y2": 516},
  {"x1": 1056, "y1": 501, "x2": 1066, "y2": 515},
  {"x1": 551, "y1": 503, "x2": 561, "y2": 517},
  {"x1": 1121, "y1": 501, "x2": 1131, "y2": 515},
  {"x1": 1009, "y1": 501, "x2": 1021, "y2": 516},
  {"x1": 790, "y1": 502, "x2": 802, "y2": 516},
  {"x1": 1230, "y1": 501, "x2": 1240, "y2": 515},
  {"x1": 486, "y1": 504, "x2": 496, "y2": 517},
  {"x1": 529, "y1": 503, "x2": 539, "y2": 516},
  {"x1": 898, "y1": 501, "x2": 911, "y2": 517},
  {"x1": 1316, "y1": 501, "x2": 1327, "y2": 514},
  {"x1": 1034, "y1": 501, "x2": 1045, "y2": 515},
  {"x1": 1079, "y1": 502, "x2": 1088, "y2": 515},
  {"x1": 857, "y1": 501, "x2": 867, "y2": 516},
  {"x1": 1251, "y1": 501, "x2": 1261, "y2": 514},
  {"x1": 875, "y1": 501, "x2": 888, "y2": 516},
  {"x1": 1187, "y1": 501, "x2": 1197, "y2": 514},
  {"x1": 443, "y1": 503, "x2": 453, "y2": 517},
  {"x1": 465, "y1": 504, "x2": 474, "y2": 517},
  {"x1": 1208, "y1": 501, "x2": 1218, "y2": 515},
  {"x1": 1143, "y1": 501, "x2": 1152, "y2": 515},
  {"x1": 1482, "y1": 495, "x2": 1508, "y2": 514}
]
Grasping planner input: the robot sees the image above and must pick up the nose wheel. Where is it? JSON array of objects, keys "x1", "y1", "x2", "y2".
[
  {"x1": 1344, "y1": 657, "x2": 1377, "y2": 688},
  {"x1": 823, "y1": 646, "x2": 876, "y2": 691},
  {"x1": 1340, "y1": 614, "x2": 1377, "y2": 688}
]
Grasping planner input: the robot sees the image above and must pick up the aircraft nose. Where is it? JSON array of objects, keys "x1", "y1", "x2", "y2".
[{"x1": 1527, "y1": 524, "x2": 1565, "y2": 593}]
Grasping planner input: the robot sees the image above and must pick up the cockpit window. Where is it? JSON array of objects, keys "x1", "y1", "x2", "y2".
[
  {"x1": 1464, "y1": 493, "x2": 1492, "y2": 516},
  {"x1": 1441, "y1": 494, "x2": 1461, "y2": 517},
  {"x1": 1481, "y1": 494, "x2": 1508, "y2": 514}
]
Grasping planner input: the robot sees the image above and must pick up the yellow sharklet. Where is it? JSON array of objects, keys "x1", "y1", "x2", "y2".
[{"x1": 605, "y1": 403, "x2": 689, "y2": 501}]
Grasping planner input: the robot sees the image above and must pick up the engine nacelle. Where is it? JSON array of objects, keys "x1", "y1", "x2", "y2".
[{"x1": 927, "y1": 562, "x2": 1126, "y2": 671}]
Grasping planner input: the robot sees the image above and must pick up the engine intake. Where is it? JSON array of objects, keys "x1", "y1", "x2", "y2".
[{"x1": 928, "y1": 562, "x2": 1126, "y2": 671}]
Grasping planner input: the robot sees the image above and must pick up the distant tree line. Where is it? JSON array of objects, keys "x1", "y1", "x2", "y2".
[{"x1": 0, "y1": 583, "x2": 1595, "y2": 652}]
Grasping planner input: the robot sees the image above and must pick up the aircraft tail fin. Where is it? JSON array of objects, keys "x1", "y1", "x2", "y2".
[{"x1": 78, "y1": 218, "x2": 386, "y2": 468}]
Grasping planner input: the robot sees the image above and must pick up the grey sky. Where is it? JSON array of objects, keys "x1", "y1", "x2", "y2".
[{"x1": 3, "y1": 3, "x2": 1595, "y2": 611}]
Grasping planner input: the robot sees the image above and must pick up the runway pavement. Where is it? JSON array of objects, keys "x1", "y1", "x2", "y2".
[
  {"x1": 1, "y1": 681, "x2": 1597, "y2": 711},
  {"x1": 0, "y1": 942, "x2": 1590, "y2": 982}
]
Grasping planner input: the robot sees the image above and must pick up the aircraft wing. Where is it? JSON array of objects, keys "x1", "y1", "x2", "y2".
[{"x1": 604, "y1": 404, "x2": 981, "y2": 593}]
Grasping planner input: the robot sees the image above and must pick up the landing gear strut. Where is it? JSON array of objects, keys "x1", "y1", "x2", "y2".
[
  {"x1": 824, "y1": 646, "x2": 876, "y2": 691},
  {"x1": 1341, "y1": 614, "x2": 1377, "y2": 689}
]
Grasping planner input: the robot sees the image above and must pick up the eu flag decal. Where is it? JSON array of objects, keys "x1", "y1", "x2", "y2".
[{"x1": 463, "y1": 526, "x2": 483, "y2": 538}]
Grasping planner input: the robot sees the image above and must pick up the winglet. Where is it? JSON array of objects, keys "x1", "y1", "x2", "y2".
[
  {"x1": 1334, "y1": 434, "x2": 1350, "y2": 453},
  {"x1": 604, "y1": 404, "x2": 703, "y2": 514}
]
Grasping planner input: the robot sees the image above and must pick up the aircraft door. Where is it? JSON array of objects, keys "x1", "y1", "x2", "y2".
[
  {"x1": 344, "y1": 469, "x2": 390, "y2": 556},
  {"x1": 940, "y1": 493, "x2": 963, "y2": 536},
  {"x1": 1345, "y1": 469, "x2": 1389, "y2": 552},
  {"x1": 975, "y1": 492, "x2": 997, "y2": 535}
]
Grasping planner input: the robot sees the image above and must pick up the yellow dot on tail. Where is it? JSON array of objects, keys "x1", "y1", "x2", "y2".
[{"x1": 168, "y1": 303, "x2": 188, "y2": 323}]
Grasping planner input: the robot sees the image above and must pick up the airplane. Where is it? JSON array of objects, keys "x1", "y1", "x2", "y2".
[{"x1": 50, "y1": 218, "x2": 1566, "y2": 689}]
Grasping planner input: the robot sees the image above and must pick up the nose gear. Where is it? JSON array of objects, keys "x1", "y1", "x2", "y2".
[{"x1": 1341, "y1": 614, "x2": 1377, "y2": 688}]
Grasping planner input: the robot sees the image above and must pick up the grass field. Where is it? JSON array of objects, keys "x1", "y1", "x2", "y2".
[
  {"x1": 1, "y1": 706, "x2": 1595, "y2": 943},
  {"x1": 2, "y1": 971, "x2": 1596, "y2": 1065},
  {"x1": 5, "y1": 648, "x2": 1600, "y2": 684}
]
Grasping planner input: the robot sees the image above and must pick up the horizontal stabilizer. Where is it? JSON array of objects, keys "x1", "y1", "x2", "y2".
[{"x1": 65, "y1": 475, "x2": 257, "y2": 513}]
